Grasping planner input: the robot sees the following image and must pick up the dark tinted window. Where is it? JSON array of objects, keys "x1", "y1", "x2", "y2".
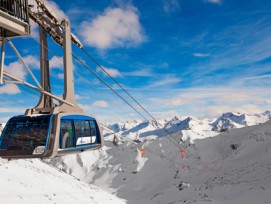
[
  {"x1": 0, "y1": 115, "x2": 51, "y2": 150},
  {"x1": 75, "y1": 120, "x2": 95, "y2": 146},
  {"x1": 60, "y1": 120, "x2": 74, "y2": 149},
  {"x1": 89, "y1": 121, "x2": 97, "y2": 137}
]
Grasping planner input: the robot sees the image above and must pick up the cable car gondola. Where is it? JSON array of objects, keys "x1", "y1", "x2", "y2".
[{"x1": 0, "y1": 113, "x2": 103, "y2": 159}]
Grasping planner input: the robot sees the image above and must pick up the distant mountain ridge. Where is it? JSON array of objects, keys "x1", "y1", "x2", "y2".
[{"x1": 105, "y1": 111, "x2": 271, "y2": 141}]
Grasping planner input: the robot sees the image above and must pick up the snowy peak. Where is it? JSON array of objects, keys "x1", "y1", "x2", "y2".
[
  {"x1": 211, "y1": 117, "x2": 241, "y2": 132},
  {"x1": 179, "y1": 117, "x2": 193, "y2": 129},
  {"x1": 263, "y1": 111, "x2": 271, "y2": 118},
  {"x1": 122, "y1": 120, "x2": 160, "y2": 137},
  {"x1": 212, "y1": 112, "x2": 249, "y2": 132},
  {"x1": 222, "y1": 112, "x2": 246, "y2": 124},
  {"x1": 165, "y1": 116, "x2": 193, "y2": 130},
  {"x1": 106, "y1": 120, "x2": 142, "y2": 133},
  {"x1": 211, "y1": 112, "x2": 270, "y2": 132},
  {"x1": 107, "y1": 123, "x2": 123, "y2": 133}
]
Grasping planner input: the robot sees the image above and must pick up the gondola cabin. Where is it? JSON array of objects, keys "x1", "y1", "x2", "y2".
[{"x1": 0, "y1": 113, "x2": 103, "y2": 159}]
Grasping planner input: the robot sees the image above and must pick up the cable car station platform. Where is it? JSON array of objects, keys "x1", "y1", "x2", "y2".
[{"x1": 0, "y1": 0, "x2": 30, "y2": 37}]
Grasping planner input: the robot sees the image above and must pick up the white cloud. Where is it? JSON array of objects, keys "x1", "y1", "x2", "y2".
[
  {"x1": 43, "y1": 1, "x2": 67, "y2": 20},
  {"x1": 75, "y1": 94, "x2": 81, "y2": 100},
  {"x1": 56, "y1": 73, "x2": 64, "y2": 79},
  {"x1": 0, "y1": 106, "x2": 25, "y2": 113},
  {"x1": 148, "y1": 76, "x2": 181, "y2": 88},
  {"x1": 49, "y1": 56, "x2": 63, "y2": 69},
  {"x1": 5, "y1": 61, "x2": 27, "y2": 80},
  {"x1": 28, "y1": 0, "x2": 66, "y2": 20},
  {"x1": 240, "y1": 74, "x2": 271, "y2": 82},
  {"x1": 201, "y1": 104, "x2": 265, "y2": 118},
  {"x1": 147, "y1": 86, "x2": 271, "y2": 118},
  {"x1": 0, "y1": 84, "x2": 21, "y2": 95},
  {"x1": 1, "y1": 56, "x2": 41, "y2": 95},
  {"x1": 97, "y1": 66, "x2": 122, "y2": 77},
  {"x1": 164, "y1": 98, "x2": 189, "y2": 106},
  {"x1": 150, "y1": 97, "x2": 189, "y2": 107},
  {"x1": 3, "y1": 55, "x2": 40, "y2": 81},
  {"x1": 29, "y1": 19, "x2": 39, "y2": 39},
  {"x1": 92, "y1": 100, "x2": 109, "y2": 108},
  {"x1": 75, "y1": 94, "x2": 89, "y2": 100},
  {"x1": 0, "y1": 117, "x2": 10, "y2": 123},
  {"x1": 78, "y1": 104, "x2": 92, "y2": 112},
  {"x1": 123, "y1": 68, "x2": 154, "y2": 77},
  {"x1": 79, "y1": 6, "x2": 145, "y2": 49},
  {"x1": 23, "y1": 55, "x2": 40, "y2": 69},
  {"x1": 163, "y1": 0, "x2": 180, "y2": 13},
  {"x1": 205, "y1": 0, "x2": 222, "y2": 4},
  {"x1": 193, "y1": 53, "x2": 210, "y2": 57}
]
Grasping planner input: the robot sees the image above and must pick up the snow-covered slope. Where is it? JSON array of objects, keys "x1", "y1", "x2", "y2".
[
  {"x1": 49, "y1": 118, "x2": 271, "y2": 204},
  {"x1": 0, "y1": 159, "x2": 126, "y2": 204},
  {"x1": 1, "y1": 111, "x2": 270, "y2": 204}
]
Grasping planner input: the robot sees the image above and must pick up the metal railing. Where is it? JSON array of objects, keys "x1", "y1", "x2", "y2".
[{"x1": 0, "y1": 0, "x2": 29, "y2": 23}]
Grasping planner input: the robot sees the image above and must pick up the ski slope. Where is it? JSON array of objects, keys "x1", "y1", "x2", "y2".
[{"x1": 0, "y1": 158, "x2": 126, "y2": 204}]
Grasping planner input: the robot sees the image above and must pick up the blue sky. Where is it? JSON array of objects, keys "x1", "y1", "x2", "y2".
[{"x1": 1, "y1": 0, "x2": 271, "y2": 122}]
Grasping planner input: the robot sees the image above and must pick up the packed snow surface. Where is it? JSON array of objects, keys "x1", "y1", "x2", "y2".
[{"x1": 0, "y1": 159, "x2": 126, "y2": 204}]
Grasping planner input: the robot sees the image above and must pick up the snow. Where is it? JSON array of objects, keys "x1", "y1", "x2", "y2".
[
  {"x1": 0, "y1": 158, "x2": 126, "y2": 203},
  {"x1": 106, "y1": 120, "x2": 142, "y2": 134},
  {"x1": 211, "y1": 112, "x2": 269, "y2": 132}
]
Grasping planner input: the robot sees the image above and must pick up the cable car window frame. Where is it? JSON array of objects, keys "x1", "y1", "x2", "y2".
[
  {"x1": 59, "y1": 116, "x2": 101, "y2": 150},
  {"x1": 74, "y1": 120, "x2": 93, "y2": 146}
]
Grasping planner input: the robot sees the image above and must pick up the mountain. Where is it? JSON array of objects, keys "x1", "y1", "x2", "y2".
[
  {"x1": 262, "y1": 110, "x2": 271, "y2": 118},
  {"x1": 106, "y1": 111, "x2": 270, "y2": 142},
  {"x1": 107, "y1": 115, "x2": 216, "y2": 142},
  {"x1": 211, "y1": 112, "x2": 270, "y2": 132},
  {"x1": 106, "y1": 120, "x2": 142, "y2": 134},
  {"x1": 49, "y1": 119, "x2": 271, "y2": 204}
]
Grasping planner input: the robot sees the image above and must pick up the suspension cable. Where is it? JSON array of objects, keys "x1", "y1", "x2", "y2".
[
  {"x1": 72, "y1": 53, "x2": 149, "y2": 121},
  {"x1": 77, "y1": 48, "x2": 206, "y2": 165},
  {"x1": 18, "y1": 84, "x2": 40, "y2": 98}
]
